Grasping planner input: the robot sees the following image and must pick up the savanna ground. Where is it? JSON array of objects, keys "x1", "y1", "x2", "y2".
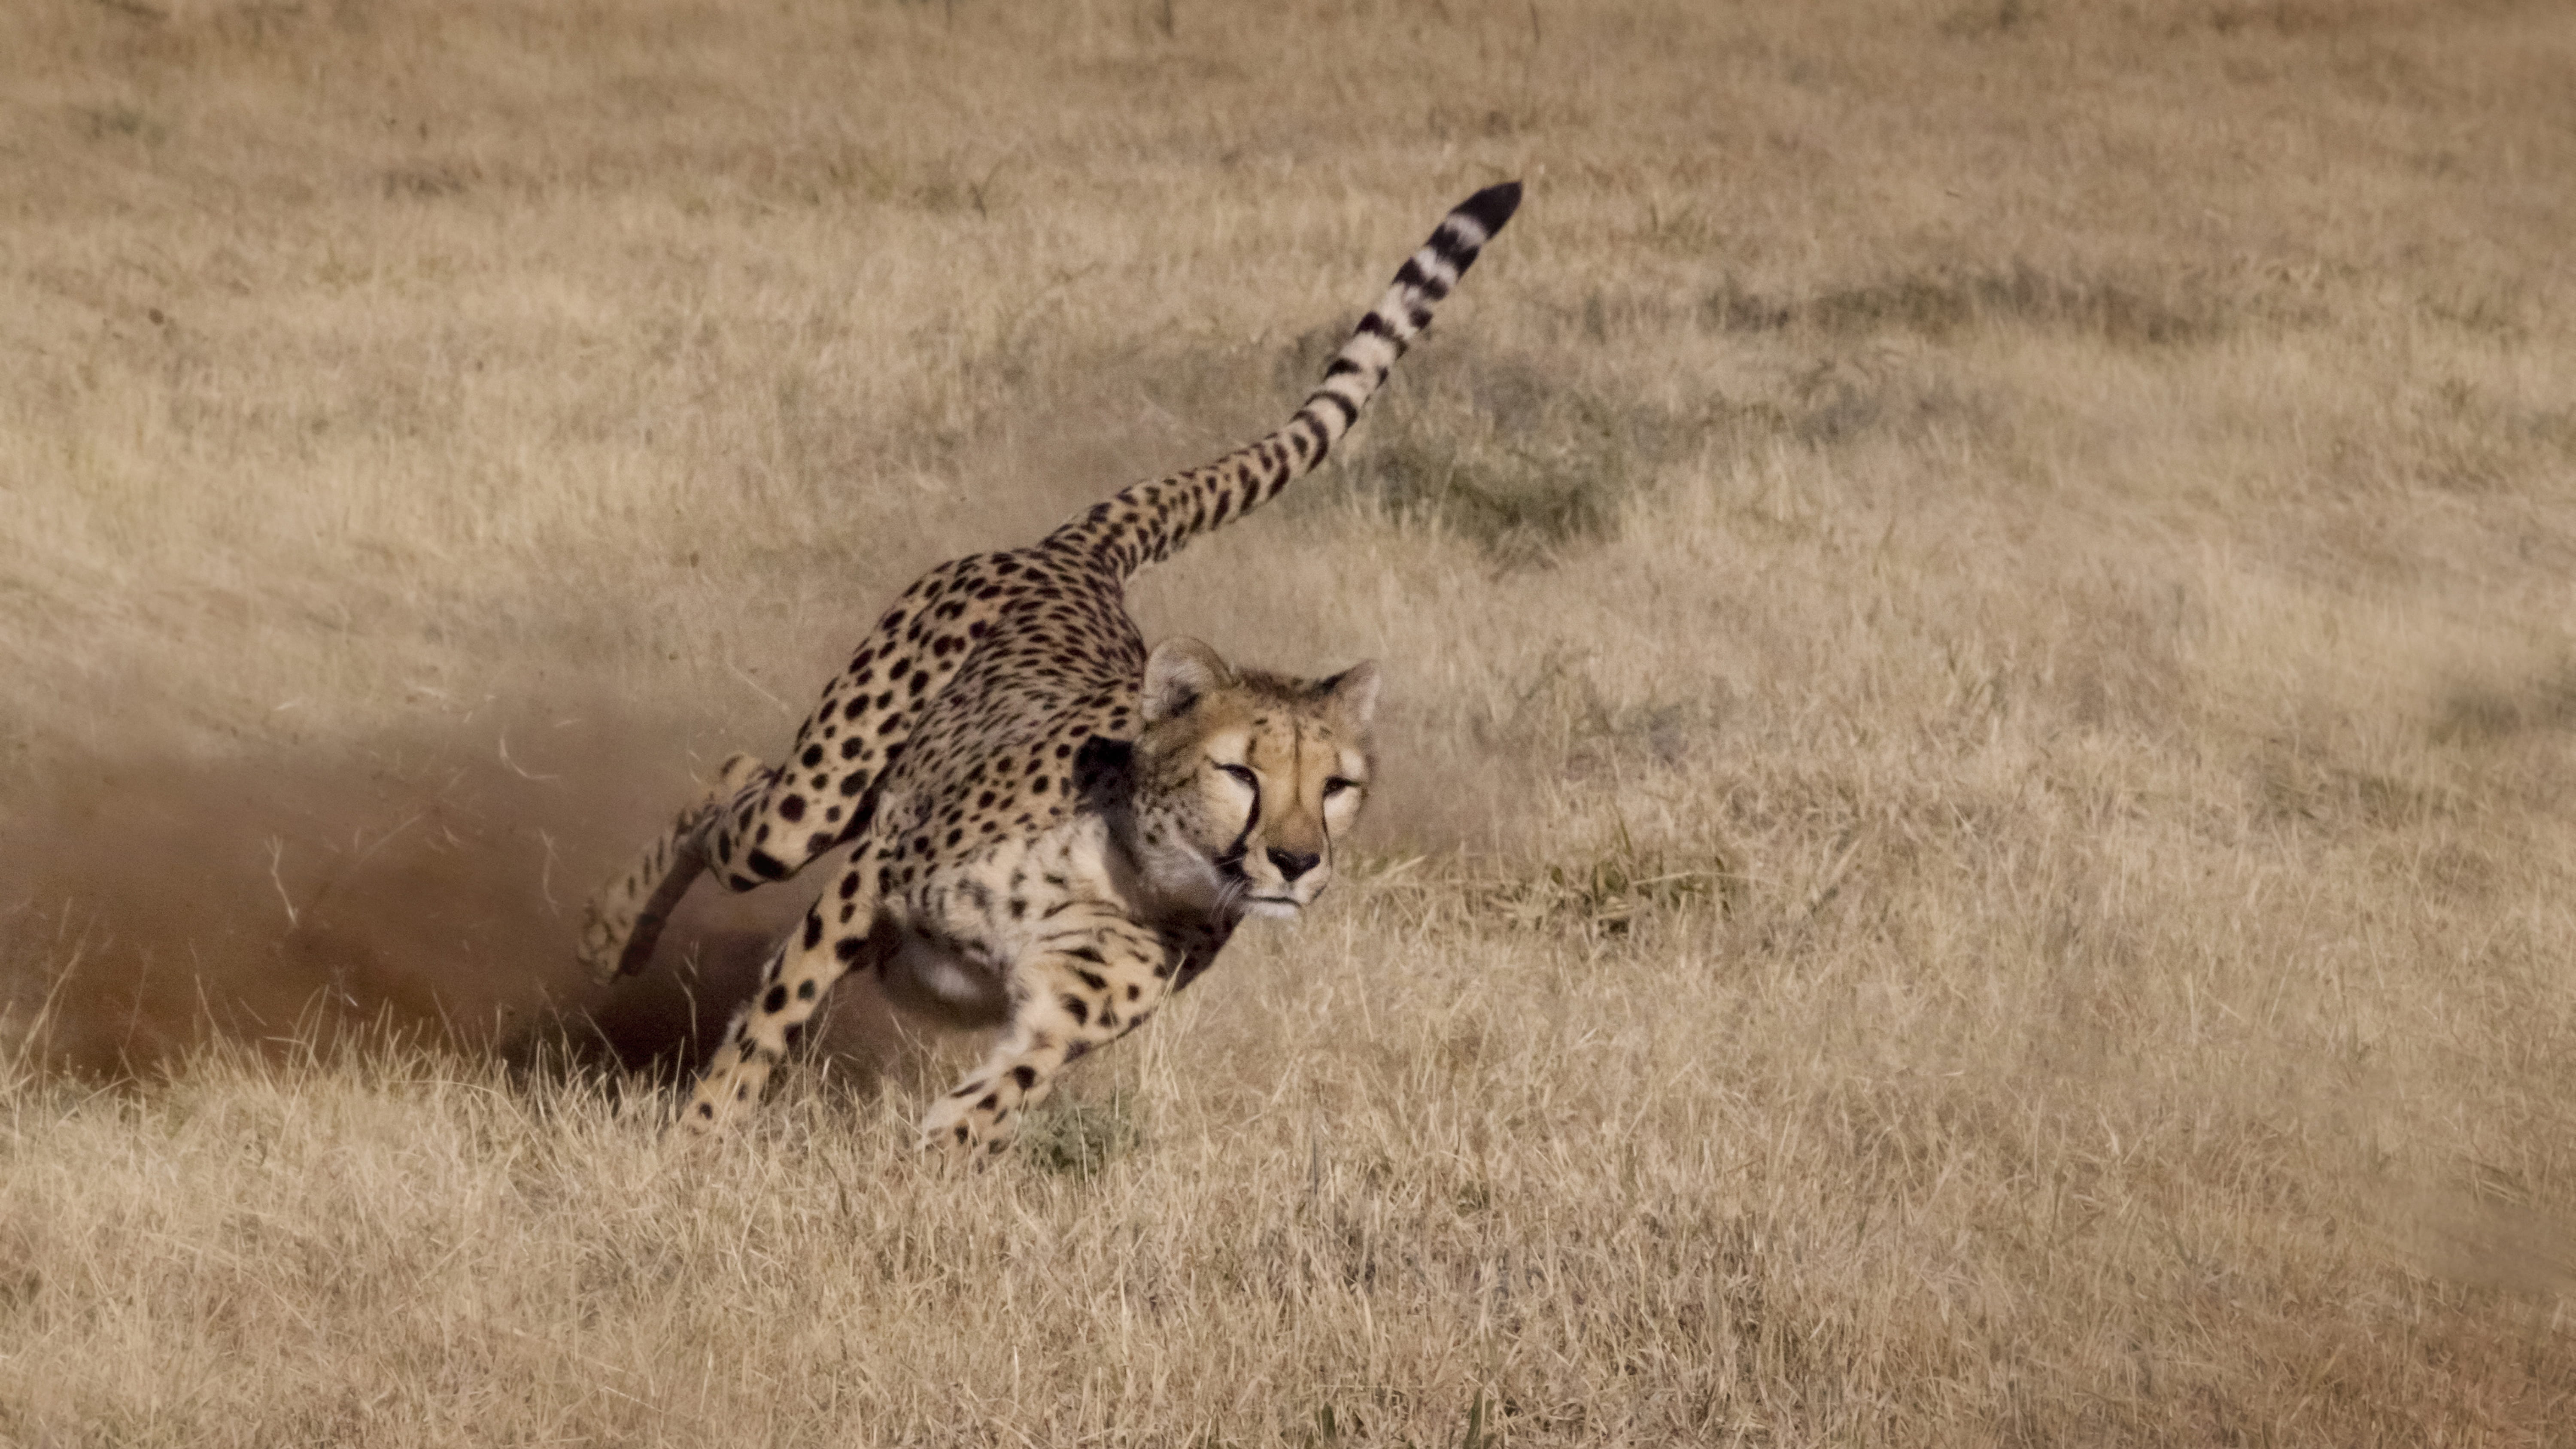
[{"x1": 5, "y1": 0, "x2": 2575, "y2": 1442}]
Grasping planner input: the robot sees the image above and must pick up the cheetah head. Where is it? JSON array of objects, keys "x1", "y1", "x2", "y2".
[{"x1": 1113, "y1": 637, "x2": 1379, "y2": 922}]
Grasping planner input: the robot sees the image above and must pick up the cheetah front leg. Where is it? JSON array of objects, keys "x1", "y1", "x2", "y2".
[
  {"x1": 677, "y1": 848, "x2": 884, "y2": 1135},
  {"x1": 580, "y1": 752, "x2": 770, "y2": 982},
  {"x1": 920, "y1": 925, "x2": 1175, "y2": 1158}
]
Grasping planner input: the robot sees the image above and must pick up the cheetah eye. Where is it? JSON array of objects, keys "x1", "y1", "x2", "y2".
[
  {"x1": 1322, "y1": 777, "x2": 1360, "y2": 799},
  {"x1": 1217, "y1": 763, "x2": 1259, "y2": 791}
]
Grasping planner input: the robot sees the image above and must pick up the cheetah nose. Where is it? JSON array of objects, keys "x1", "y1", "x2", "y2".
[{"x1": 1267, "y1": 848, "x2": 1321, "y2": 881}]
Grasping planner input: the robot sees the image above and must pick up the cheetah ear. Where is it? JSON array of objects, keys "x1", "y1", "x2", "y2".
[
  {"x1": 1142, "y1": 637, "x2": 1230, "y2": 724},
  {"x1": 1321, "y1": 660, "x2": 1381, "y2": 734}
]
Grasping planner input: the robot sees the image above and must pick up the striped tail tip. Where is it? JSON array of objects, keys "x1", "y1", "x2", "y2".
[
  {"x1": 1300, "y1": 180, "x2": 1525, "y2": 443},
  {"x1": 1413, "y1": 181, "x2": 1524, "y2": 294},
  {"x1": 1454, "y1": 180, "x2": 1523, "y2": 241},
  {"x1": 1053, "y1": 183, "x2": 1523, "y2": 578}
]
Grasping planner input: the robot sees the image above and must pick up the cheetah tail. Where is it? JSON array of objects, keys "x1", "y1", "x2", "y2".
[{"x1": 1049, "y1": 182, "x2": 1523, "y2": 577}]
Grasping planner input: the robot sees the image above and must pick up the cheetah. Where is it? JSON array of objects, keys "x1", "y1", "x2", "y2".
[{"x1": 582, "y1": 182, "x2": 1522, "y2": 1152}]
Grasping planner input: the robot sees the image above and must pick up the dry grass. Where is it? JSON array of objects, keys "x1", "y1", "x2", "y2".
[{"x1": 6, "y1": 0, "x2": 2576, "y2": 1442}]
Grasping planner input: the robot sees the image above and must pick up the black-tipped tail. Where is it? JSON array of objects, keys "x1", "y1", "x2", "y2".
[
  {"x1": 1052, "y1": 182, "x2": 1525, "y2": 577},
  {"x1": 1294, "y1": 179, "x2": 1522, "y2": 453},
  {"x1": 1453, "y1": 181, "x2": 1523, "y2": 243}
]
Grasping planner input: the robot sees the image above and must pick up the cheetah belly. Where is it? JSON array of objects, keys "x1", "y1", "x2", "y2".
[
  {"x1": 875, "y1": 820, "x2": 1124, "y2": 1030},
  {"x1": 881, "y1": 928, "x2": 1013, "y2": 1027}
]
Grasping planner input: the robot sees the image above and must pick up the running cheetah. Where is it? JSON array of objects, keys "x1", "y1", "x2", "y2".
[{"x1": 583, "y1": 182, "x2": 1522, "y2": 1152}]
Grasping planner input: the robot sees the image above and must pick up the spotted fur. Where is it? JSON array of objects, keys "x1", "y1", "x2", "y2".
[{"x1": 580, "y1": 182, "x2": 1520, "y2": 1151}]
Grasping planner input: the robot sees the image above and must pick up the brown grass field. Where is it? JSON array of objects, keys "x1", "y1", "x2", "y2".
[{"x1": 6, "y1": 0, "x2": 2576, "y2": 1442}]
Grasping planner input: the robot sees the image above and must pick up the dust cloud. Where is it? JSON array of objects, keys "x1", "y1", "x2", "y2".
[{"x1": 0, "y1": 704, "x2": 912, "y2": 1086}]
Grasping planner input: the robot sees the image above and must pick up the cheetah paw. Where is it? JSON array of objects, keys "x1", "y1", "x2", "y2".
[{"x1": 577, "y1": 902, "x2": 633, "y2": 984}]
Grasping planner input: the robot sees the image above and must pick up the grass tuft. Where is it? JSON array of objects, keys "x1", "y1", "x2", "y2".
[{"x1": 1018, "y1": 1087, "x2": 1145, "y2": 1178}]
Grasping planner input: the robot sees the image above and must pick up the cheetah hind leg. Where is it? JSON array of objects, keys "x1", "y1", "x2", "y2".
[{"x1": 579, "y1": 753, "x2": 770, "y2": 983}]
